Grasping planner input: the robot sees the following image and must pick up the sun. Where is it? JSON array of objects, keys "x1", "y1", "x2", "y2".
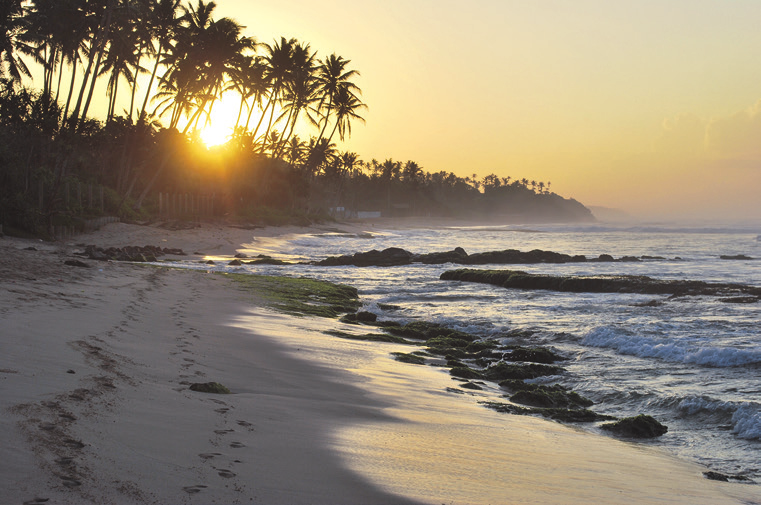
[{"x1": 198, "y1": 92, "x2": 242, "y2": 147}]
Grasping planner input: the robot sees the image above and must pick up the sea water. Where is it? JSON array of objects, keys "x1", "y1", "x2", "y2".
[{"x1": 193, "y1": 222, "x2": 761, "y2": 480}]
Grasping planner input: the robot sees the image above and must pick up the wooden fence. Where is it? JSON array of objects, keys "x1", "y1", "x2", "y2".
[
  {"x1": 158, "y1": 193, "x2": 216, "y2": 218},
  {"x1": 52, "y1": 216, "x2": 120, "y2": 240}
]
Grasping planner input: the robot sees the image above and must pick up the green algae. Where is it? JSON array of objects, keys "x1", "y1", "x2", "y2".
[
  {"x1": 391, "y1": 352, "x2": 427, "y2": 365},
  {"x1": 230, "y1": 273, "x2": 360, "y2": 318},
  {"x1": 484, "y1": 362, "x2": 564, "y2": 381},
  {"x1": 481, "y1": 401, "x2": 613, "y2": 423},
  {"x1": 324, "y1": 330, "x2": 415, "y2": 345}
]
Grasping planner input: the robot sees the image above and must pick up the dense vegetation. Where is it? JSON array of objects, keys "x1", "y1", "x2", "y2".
[{"x1": 0, "y1": 0, "x2": 592, "y2": 237}]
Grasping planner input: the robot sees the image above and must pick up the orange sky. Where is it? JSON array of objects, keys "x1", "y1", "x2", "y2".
[
  {"x1": 211, "y1": 0, "x2": 761, "y2": 222},
  {"x1": 33, "y1": 1, "x2": 761, "y2": 222}
]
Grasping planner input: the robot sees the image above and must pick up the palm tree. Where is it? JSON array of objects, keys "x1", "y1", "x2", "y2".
[
  {"x1": 99, "y1": 4, "x2": 139, "y2": 122},
  {"x1": 315, "y1": 53, "x2": 359, "y2": 140},
  {"x1": 326, "y1": 83, "x2": 366, "y2": 143},
  {"x1": 273, "y1": 42, "x2": 319, "y2": 157},
  {"x1": 0, "y1": 0, "x2": 31, "y2": 84},
  {"x1": 258, "y1": 36, "x2": 296, "y2": 151},
  {"x1": 138, "y1": 0, "x2": 181, "y2": 121}
]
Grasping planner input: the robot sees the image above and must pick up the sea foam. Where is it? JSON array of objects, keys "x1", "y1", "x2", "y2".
[{"x1": 582, "y1": 327, "x2": 761, "y2": 367}]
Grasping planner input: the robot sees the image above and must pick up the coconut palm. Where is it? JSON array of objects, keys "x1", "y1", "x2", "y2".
[
  {"x1": 257, "y1": 36, "x2": 295, "y2": 151},
  {"x1": 326, "y1": 83, "x2": 366, "y2": 143},
  {"x1": 138, "y1": 0, "x2": 181, "y2": 121},
  {"x1": 0, "y1": 0, "x2": 31, "y2": 84},
  {"x1": 315, "y1": 53, "x2": 359, "y2": 140}
]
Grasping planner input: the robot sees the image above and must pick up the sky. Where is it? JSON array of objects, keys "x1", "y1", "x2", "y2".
[
  {"x1": 207, "y1": 0, "x2": 761, "y2": 222},
  {"x1": 26, "y1": 0, "x2": 761, "y2": 222}
]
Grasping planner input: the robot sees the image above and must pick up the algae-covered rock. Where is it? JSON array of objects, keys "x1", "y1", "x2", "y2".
[
  {"x1": 601, "y1": 414, "x2": 668, "y2": 438},
  {"x1": 189, "y1": 382, "x2": 231, "y2": 394},
  {"x1": 507, "y1": 384, "x2": 593, "y2": 409},
  {"x1": 450, "y1": 366, "x2": 484, "y2": 380},
  {"x1": 391, "y1": 352, "x2": 426, "y2": 365},
  {"x1": 484, "y1": 362, "x2": 564, "y2": 381},
  {"x1": 340, "y1": 311, "x2": 379, "y2": 324},
  {"x1": 503, "y1": 346, "x2": 565, "y2": 364}
]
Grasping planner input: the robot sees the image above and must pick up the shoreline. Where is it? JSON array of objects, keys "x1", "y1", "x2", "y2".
[{"x1": 1, "y1": 222, "x2": 759, "y2": 504}]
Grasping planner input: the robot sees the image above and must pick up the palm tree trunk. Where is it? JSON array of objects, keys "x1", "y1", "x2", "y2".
[{"x1": 139, "y1": 41, "x2": 163, "y2": 121}]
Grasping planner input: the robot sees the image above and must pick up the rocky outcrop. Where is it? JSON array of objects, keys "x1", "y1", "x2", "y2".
[
  {"x1": 80, "y1": 244, "x2": 186, "y2": 262},
  {"x1": 315, "y1": 247, "x2": 413, "y2": 266},
  {"x1": 440, "y1": 268, "x2": 761, "y2": 299},
  {"x1": 313, "y1": 247, "x2": 675, "y2": 267}
]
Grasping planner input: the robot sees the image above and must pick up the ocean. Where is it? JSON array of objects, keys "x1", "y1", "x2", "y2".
[{"x1": 192, "y1": 222, "x2": 761, "y2": 481}]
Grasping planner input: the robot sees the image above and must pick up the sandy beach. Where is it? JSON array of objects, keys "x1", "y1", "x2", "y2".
[{"x1": 1, "y1": 221, "x2": 759, "y2": 505}]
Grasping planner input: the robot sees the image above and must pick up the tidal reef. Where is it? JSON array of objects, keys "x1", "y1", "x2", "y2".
[
  {"x1": 231, "y1": 274, "x2": 360, "y2": 317},
  {"x1": 313, "y1": 247, "x2": 674, "y2": 267},
  {"x1": 440, "y1": 268, "x2": 761, "y2": 300}
]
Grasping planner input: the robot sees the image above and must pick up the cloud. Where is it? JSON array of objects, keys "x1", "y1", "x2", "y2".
[
  {"x1": 653, "y1": 113, "x2": 707, "y2": 157},
  {"x1": 705, "y1": 100, "x2": 761, "y2": 162}
]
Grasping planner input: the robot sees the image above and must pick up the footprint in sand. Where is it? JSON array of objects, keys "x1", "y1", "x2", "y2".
[
  {"x1": 182, "y1": 485, "x2": 208, "y2": 494},
  {"x1": 38, "y1": 422, "x2": 57, "y2": 431},
  {"x1": 55, "y1": 457, "x2": 75, "y2": 467},
  {"x1": 214, "y1": 429, "x2": 234, "y2": 435},
  {"x1": 198, "y1": 453, "x2": 222, "y2": 460},
  {"x1": 214, "y1": 407, "x2": 229, "y2": 414},
  {"x1": 63, "y1": 438, "x2": 85, "y2": 449},
  {"x1": 236, "y1": 420, "x2": 254, "y2": 431},
  {"x1": 60, "y1": 476, "x2": 81, "y2": 488},
  {"x1": 217, "y1": 469, "x2": 236, "y2": 478},
  {"x1": 23, "y1": 498, "x2": 49, "y2": 504},
  {"x1": 229, "y1": 442, "x2": 245, "y2": 449}
]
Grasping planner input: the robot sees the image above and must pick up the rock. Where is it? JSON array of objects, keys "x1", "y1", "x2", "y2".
[
  {"x1": 703, "y1": 471, "x2": 751, "y2": 482},
  {"x1": 234, "y1": 253, "x2": 248, "y2": 258},
  {"x1": 595, "y1": 254, "x2": 615, "y2": 262},
  {"x1": 339, "y1": 311, "x2": 378, "y2": 324},
  {"x1": 205, "y1": 260, "x2": 215, "y2": 265},
  {"x1": 316, "y1": 247, "x2": 414, "y2": 267},
  {"x1": 189, "y1": 382, "x2": 231, "y2": 394},
  {"x1": 600, "y1": 414, "x2": 668, "y2": 438},
  {"x1": 440, "y1": 268, "x2": 761, "y2": 298},
  {"x1": 484, "y1": 362, "x2": 564, "y2": 380},
  {"x1": 720, "y1": 254, "x2": 754, "y2": 260},
  {"x1": 464, "y1": 249, "x2": 585, "y2": 265},
  {"x1": 502, "y1": 346, "x2": 565, "y2": 364},
  {"x1": 415, "y1": 247, "x2": 469, "y2": 264},
  {"x1": 228, "y1": 259, "x2": 243, "y2": 266},
  {"x1": 64, "y1": 260, "x2": 90, "y2": 268}
]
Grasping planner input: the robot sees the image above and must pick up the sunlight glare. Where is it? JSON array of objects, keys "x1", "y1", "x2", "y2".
[{"x1": 198, "y1": 92, "x2": 241, "y2": 147}]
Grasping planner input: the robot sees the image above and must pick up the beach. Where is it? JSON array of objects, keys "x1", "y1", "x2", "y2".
[{"x1": 1, "y1": 221, "x2": 759, "y2": 505}]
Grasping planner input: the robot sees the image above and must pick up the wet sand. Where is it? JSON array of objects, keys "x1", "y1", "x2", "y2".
[{"x1": 1, "y1": 221, "x2": 758, "y2": 504}]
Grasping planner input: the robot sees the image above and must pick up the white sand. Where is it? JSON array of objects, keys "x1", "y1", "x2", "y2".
[{"x1": 1, "y1": 221, "x2": 759, "y2": 504}]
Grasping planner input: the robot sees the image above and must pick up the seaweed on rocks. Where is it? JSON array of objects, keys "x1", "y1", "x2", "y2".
[
  {"x1": 231, "y1": 274, "x2": 360, "y2": 317},
  {"x1": 501, "y1": 346, "x2": 565, "y2": 364},
  {"x1": 484, "y1": 362, "x2": 564, "y2": 381},
  {"x1": 391, "y1": 352, "x2": 427, "y2": 365},
  {"x1": 499, "y1": 381, "x2": 594, "y2": 409},
  {"x1": 481, "y1": 401, "x2": 613, "y2": 422},
  {"x1": 324, "y1": 330, "x2": 415, "y2": 345}
]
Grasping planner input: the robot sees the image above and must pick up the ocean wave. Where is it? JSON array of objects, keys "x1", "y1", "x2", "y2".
[
  {"x1": 582, "y1": 327, "x2": 761, "y2": 367},
  {"x1": 676, "y1": 397, "x2": 761, "y2": 440}
]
